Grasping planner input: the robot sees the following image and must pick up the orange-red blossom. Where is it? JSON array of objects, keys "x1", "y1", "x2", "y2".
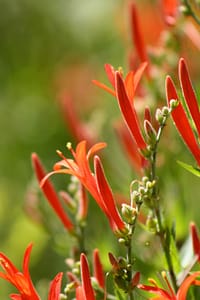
[
  {"x1": 41, "y1": 141, "x2": 126, "y2": 233},
  {"x1": 138, "y1": 271, "x2": 200, "y2": 299},
  {"x1": 166, "y1": 58, "x2": 200, "y2": 166},
  {"x1": 93, "y1": 63, "x2": 148, "y2": 159},
  {"x1": 32, "y1": 153, "x2": 74, "y2": 232},
  {"x1": 0, "y1": 243, "x2": 63, "y2": 300}
]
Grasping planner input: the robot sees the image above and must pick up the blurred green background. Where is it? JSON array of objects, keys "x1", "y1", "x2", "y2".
[
  {"x1": 0, "y1": 0, "x2": 126, "y2": 297},
  {"x1": 1, "y1": 0, "x2": 200, "y2": 298}
]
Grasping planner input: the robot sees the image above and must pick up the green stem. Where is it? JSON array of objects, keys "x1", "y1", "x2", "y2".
[
  {"x1": 149, "y1": 120, "x2": 178, "y2": 291},
  {"x1": 126, "y1": 232, "x2": 133, "y2": 300},
  {"x1": 182, "y1": 0, "x2": 200, "y2": 26},
  {"x1": 73, "y1": 223, "x2": 86, "y2": 261},
  {"x1": 126, "y1": 203, "x2": 142, "y2": 300},
  {"x1": 78, "y1": 224, "x2": 86, "y2": 253}
]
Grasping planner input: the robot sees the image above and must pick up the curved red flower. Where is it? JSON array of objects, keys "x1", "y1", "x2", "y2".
[
  {"x1": 161, "y1": 0, "x2": 179, "y2": 26},
  {"x1": 79, "y1": 253, "x2": 96, "y2": 300},
  {"x1": 138, "y1": 271, "x2": 200, "y2": 299},
  {"x1": 94, "y1": 155, "x2": 125, "y2": 232},
  {"x1": 129, "y1": 2, "x2": 149, "y2": 69},
  {"x1": 0, "y1": 244, "x2": 39, "y2": 300},
  {"x1": 48, "y1": 272, "x2": 63, "y2": 300},
  {"x1": 166, "y1": 58, "x2": 200, "y2": 166},
  {"x1": 93, "y1": 62, "x2": 147, "y2": 103},
  {"x1": 32, "y1": 153, "x2": 74, "y2": 231},
  {"x1": 190, "y1": 222, "x2": 200, "y2": 262},
  {"x1": 93, "y1": 249, "x2": 105, "y2": 290},
  {"x1": 115, "y1": 71, "x2": 147, "y2": 151},
  {"x1": 41, "y1": 141, "x2": 125, "y2": 232}
]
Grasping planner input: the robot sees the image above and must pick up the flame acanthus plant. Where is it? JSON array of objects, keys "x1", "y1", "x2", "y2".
[{"x1": 2, "y1": 0, "x2": 200, "y2": 299}]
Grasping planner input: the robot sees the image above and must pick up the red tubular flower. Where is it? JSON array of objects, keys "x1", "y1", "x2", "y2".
[
  {"x1": 129, "y1": 2, "x2": 149, "y2": 73},
  {"x1": 58, "y1": 94, "x2": 95, "y2": 146},
  {"x1": 190, "y1": 222, "x2": 200, "y2": 262},
  {"x1": 77, "y1": 184, "x2": 89, "y2": 221},
  {"x1": 48, "y1": 272, "x2": 63, "y2": 300},
  {"x1": 76, "y1": 286, "x2": 85, "y2": 300},
  {"x1": 115, "y1": 122, "x2": 147, "y2": 174},
  {"x1": 161, "y1": 0, "x2": 179, "y2": 26},
  {"x1": 94, "y1": 156, "x2": 125, "y2": 232},
  {"x1": 92, "y1": 62, "x2": 147, "y2": 102},
  {"x1": 0, "y1": 243, "x2": 40, "y2": 300},
  {"x1": 115, "y1": 71, "x2": 147, "y2": 152},
  {"x1": 179, "y1": 58, "x2": 200, "y2": 138},
  {"x1": 138, "y1": 271, "x2": 200, "y2": 299},
  {"x1": 31, "y1": 153, "x2": 74, "y2": 231},
  {"x1": 93, "y1": 249, "x2": 105, "y2": 290},
  {"x1": 79, "y1": 253, "x2": 96, "y2": 300},
  {"x1": 165, "y1": 58, "x2": 200, "y2": 166},
  {"x1": 41, "y1": 141, "x2": 125, "y2": 232}
]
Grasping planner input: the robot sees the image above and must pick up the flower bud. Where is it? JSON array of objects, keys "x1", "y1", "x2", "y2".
[
  {"x1": 118, "y1": 238, "x2": 126, "y2": 245},
  {"x1": 145, "y1": 180, "x2": 156, "y2": 190},
  {"x1": 131, "y1": 191, "x2": 140, "y2": 203},
  {"x1": 138, "y1": 187, "x2": 145, "y2": 195},
  {"x1": 169, "y1": 99, "x2": 178, "y2": 110},
  {"x1": 121, "y1": 204, "x2": 137, "y2": 224},
  {"x1": 180, "y1": 5, "x2": 190, "y2": 15},
  {"x1": 144, "y1": 120, "x2": 157, "y2": 145},
  {"x1": 162, "y1": 106, "x2": 170, "y2": 117},
  {"x1": 155, "y1": 108, "x2": 163, "y2": 123},
  {"x1": 142, "y1": 176, "x2": 149, "y2": 185}
]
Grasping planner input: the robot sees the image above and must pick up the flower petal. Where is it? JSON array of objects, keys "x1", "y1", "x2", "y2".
[
  {"x1": 76, "y1": 286, "x2": 85, "y2": 300},
  {"x1": 190, "y1": 222, "x2": 200, "y2": 262},
  {"x1": 92, "y1": 80, "x2": 116, "y2": 96},
  {"x1": 137, "y1": 284, "x2": 172, "y2": 299},
  {"x1": 104, "y1": 63, "x2": 116, "y2": 87},
  {"x1": 161, "y1": 0, "x2": 179, "y2": 26},
  {"x1": 179, "y1": 58, "x2": 200, "y2": 138},
  {"x1": 115, "y1": 71, "x2": 147, "y2": 151},
  {"x1": 93, "y1": 249, "x2": 105, "y2": 289},
  {"x1": 94, "y1": 156, "x2": 125, "y2": 232},
  {"x1": 32, "y1": 153, "x2": 74, "y2": 231},
  {"x1": 48, "y1": 272, "x2": 63, "y2": 300},
  {"x1": 80, "y1": 254, "x2": 95, "y2": 300},
  {"x1": 177, "y1": 271, "x2": 200, "y2": 300},
  {"x1": 87, "y1": 142, "x2": 107, "y2": 159},
  {"x1": 133, "y1": 62, "x2": 148, "y2": 96},
  {"x1": 166, "y1": 76, "x2": 200, "y2": 166},
  {"x1": 129, "y1": 2, "x2": 149, "y2": 66}
]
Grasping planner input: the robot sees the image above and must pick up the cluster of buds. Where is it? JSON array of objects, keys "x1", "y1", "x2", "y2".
[{"x1": 131, "y1": 177, "x2": 156, "y2": 208}]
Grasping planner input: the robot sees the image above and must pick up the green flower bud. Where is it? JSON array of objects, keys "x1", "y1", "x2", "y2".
[
  {"x1": 142, "y1": 176, "x2": 149, "y2": 184},
  {"x1": 118, "y1": 237, "x2": 126, "y2": 245},
  {"x1": 162, "y1": 106, "x2": 170, "y2": 117},
  {"x1": 146, "y1": 180, "x2": 156, "y2": 190},
  {"x1": 155, "y1": 108, "x2": 164, "y2": 123},
  {"x1": 131, "y1": 191, "x2": 140, "y2": 202},
  {"x1": 121, "y1": 203, "x2": 137, "y2": 224},
  {"x1": 144, "y1": 120, "x2": 157, "y2": 145},
  {"x1": 169, "y1": 99, "x2": 178, "y2": 110},
  {"x1": 138, "y1": 186, "x2": 145, "y2": 195}
]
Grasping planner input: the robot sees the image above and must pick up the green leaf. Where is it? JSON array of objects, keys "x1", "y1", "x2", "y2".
[
  {"x1": 166, "y1": 226, "x2": 182, "y2": 274},
  {"x1": 177, "y1": 160, "x2": 200, "y2": 177},
  {"x1": 115, "y1": 288, "x2": 127, "y2": 300}
]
